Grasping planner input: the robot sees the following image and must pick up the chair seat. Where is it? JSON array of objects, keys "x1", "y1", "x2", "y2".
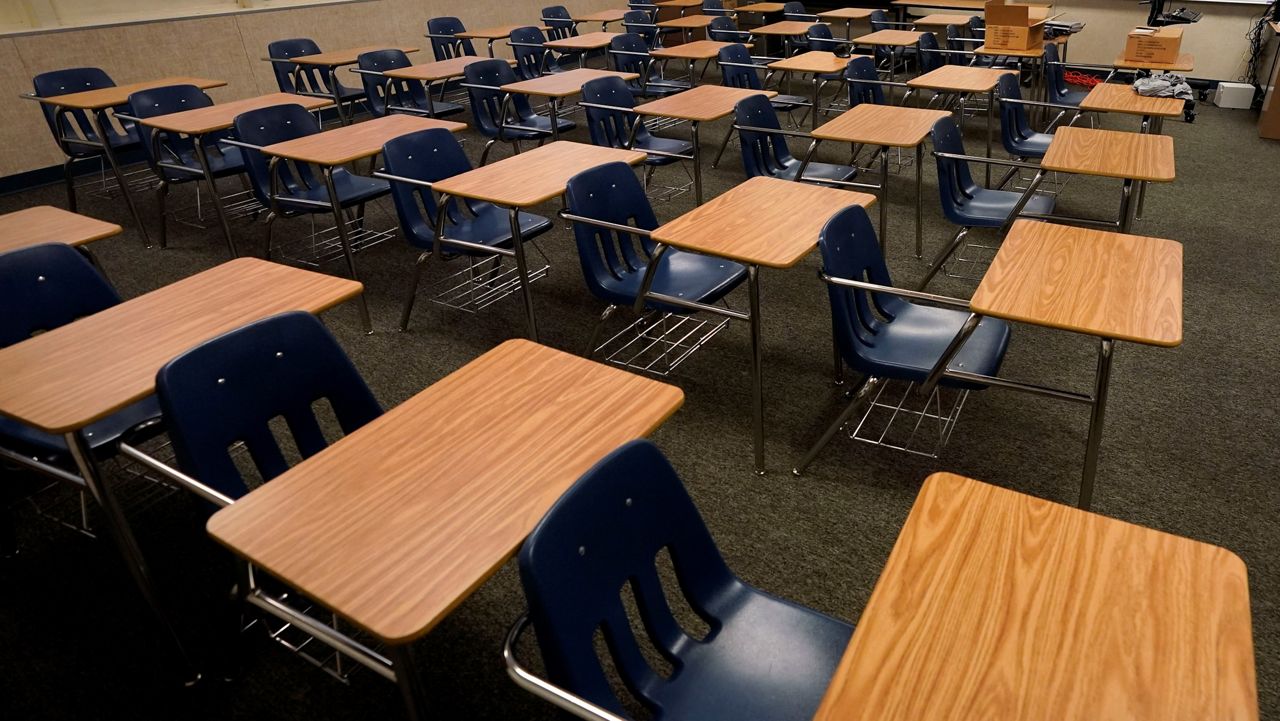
[
  {"x1": 1053, "y1": 88, "x2": 1088, "y2": 107},
  {"x1": 770, "y1": 94, "x2": 810, "y2": 110},
  {"x1": 334, "y1": 84, "x2": 367, "y2": 102},
  {"x1": 1007, "y1": 131, "x2": 1053, "y2": 158},
  {"x1": 955, "y1": 187, "x2": 1054, "y2": 227},
  {"x1": 774, "y1": 158, "x2": 857, "y2": 186},
  {"x1": 417, "y1": 204, "x2": 553, "y2": 253},
  {"x1": 603, "y1": 248, "x2": 746, "y2": 311},
  {"x1": 857, "y1": 298, "x2": 1010, "y2": 390},
  {"x1": 277, "y1": 168, "x2": 390, "y2": 213},
  {"x1": 647, "y1": 582, "x2": 854, "y2": 721},
  {"x1": 636, "y1": 134, "x2": 693, "y2": 165},
  {"x1": 0, "y1": 396, "x2": 162, "y2": 462},
  {"x1": 506, "y1": 113, "x2": 577, "y2": 139},
  {"x1": 163, "y1": 145, "x2": 247, "y2": 183}
]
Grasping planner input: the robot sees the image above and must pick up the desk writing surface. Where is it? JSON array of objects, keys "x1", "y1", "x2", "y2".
[
  {"x1": 544, "y1": 31, "x2": 621, "y2": 51},
  {"x1": 633, "y1": 84, "x2": 776, "y2": 122},
  {"x1": 769, "y1": 50, "x2": 852, "y2": 74},
  {"x1": 811, "y1": 472, "x2": 1254, "y2": 721},
  {"x1": 891, "y1": 0, "x2": 1053, "y2": 9},
  {"x1": 383, "y1": 56, "x2": 513, "y2": 82},
  {"x1": 292, "y1": 46, "x2": 418, "y2": 66},
  {"x1": 207, "y1": 339, "x2": 684, "y2": 644},
  {"x1": 813, "y1": 104, "x2": 952, "y2": 147},
  {"x1": 501, "y1": 68, "x2": 638, "y2": 98},
  {"x1": 431, "y1": 141, "x2": 646, "y2": 207},
  {"x1": 908, "y1": 64, "x2": 1013, "y2": 92},
  {"x1": 38, "y1": 77, "x2": 226, "y2": 110},
  {"x1": 817, "y1": 8, "x2": 875, "y2": 20},
  {"x1": 975, "y1": 43, "x2": 1044, "y2": 58},
  {"x1": 261, "y1": 115, "x2": 466, "y2": 166},
  {"x1": 0, "y1": 259, "x2": 362, "y2": 434},
  {"x1": 0, "y1": 206, "x2": 121, "y2": 254},
  {"x1": 572, "y1": 9, "x2": 628, "y2": 24},
  {"x1": 657, "y1": 15, "x2": 716, "y2": 29},
  {"x1": 1042, "y1": 126, "x2": 1175, "y2": 182},
  {"x1": 971, "y1": 220, "x2": 1182, "y2": 346},
  {"x1": 651, "y1": 39, "x2": 741, "y2": 60},
  {"x1": 657, "y1": 0, "x2": 702, "y2": 7},
  {"x1": 752, "y1": 20, "x2": 824, "y2": 36},
  {"x1": 457, "y1": 25, "x2": 545, "y2": 40},
  {"x1": 1079, "y1": 83, "x2": 1184, "y2": 118},
  {"x1": 912, "y1": 13, "x2": 975, "y2": 27},
  {"x1": 736, "y1": 2, "x2": 787, "y2": 12},
  {"x1": 135, "y1": 93, "x2": 330, "y2": 135},
  {"x1": 651, "y1": 176, "x2": 875, "y2": 268},
  {"x1": 1113, "y1": 52, "x2": 1194, "y2": 72},
  {"x1": 853, "y1": 29, "x2": 927, "y2": 46}
]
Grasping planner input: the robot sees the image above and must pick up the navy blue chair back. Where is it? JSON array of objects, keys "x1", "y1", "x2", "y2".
[
  {"x1": 127, "y1": 84, "x2": 217, "y2": 175},
  {"x1": 707, "y1": 16, "x2": 741, "y2": 42},
  {"x1": 510, "y1": 26, "x2": 553, "y2": 80},
  {"x1": 944, "y1": 24, "x2": 967, "y2": 64},
  {"x1": 427, "y1": 17, "x2": 477, "y2": 60},
  {"x1": 703, "y1": 0, "x2": 731, "y2": 15},
  {"x1": 266, "y1": 39, "x2": 334, "y2": 95},
  {"x1": 543, "y1": 6, "x2": 576, "y2": 41},
  {"x1": 996, "y1": 72, "x2": 1035, "y2": 151},
  {"x1": 783, "y1": 1, "x2": 812, "y2": 20},
  {"x1": 382, "y1": 128, "x2": 475, "y2": 249},
  {"x1": 32, "y1": 67, "x2": 135, "y2": 154},
  {"x1": 918, "y1": 31, "x2": 945, "y2": 73},
  {"x1": 156, "y1": 311, "x2": 381, "y2": 501},
  {"x1": 358, "y1": 49, "x2": 429, "y2": 117},
  {"x1": 735, "y1": 94, "x2": 793, "y2": 178},
  {"x1": 580, "y1": 76, "x2": 652, "y2": 150},
  {"x1": 845, "y1": 55, "x2": 885, "y2": 107},
  {"x1": 464, "y1": 59, "x2": 536, "y2": 139},
  {"x1": 930, "y1": 116, "x2": 981, "y2": 225},
  {"x1": 718, "y1": 43, "x2": 763, "y2": 90},
  {"x1": 233, "y1": 103, "x2": 323, "y2": 208},
  {"x1": 609, "y1": 33, "x2": 654, "y2": 92},
  {"x1": 0, "y1": 243, "x2": 119, "y2": 349},
  {"x1": 808, "y1": 22, "x2": 838, "y2": 51},
  {"x1": 622, "y1": 10, "x2": 660, "y2": 48},
  {"x1": 817, "y1": 206, "x2": 903, "y2": 374},
  {"x1": 869, "y1": 9, "x2": 891, "y2": 30},
  {"x1": 564, "y1": 162, "x2": 660, "y2": 306},
  {"x1": 1044, "y1": 42, "x2": 1074, "y2": 104}
]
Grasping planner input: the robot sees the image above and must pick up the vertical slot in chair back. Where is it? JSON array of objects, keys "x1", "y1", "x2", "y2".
[
  {"x1": 543, "y1": 6, "x2": 576, "y2": 41},
  {"x1": 126, "y1": 84, "x2": 214, "y2": 172},
  {"x1": 930, "y1": 116, "x2": 980, "y2": 221},
  {"x1": 818, "y1": 206, "x2": 901, "y2": 362},
  {"x1": 581, "y1": 76, "x2": 647, "y2": 149},
  {"x1": 845, "y1": 55, "x2": 885, "y2": 107},
  {"x1": 510, "y1": 26, "x2": 554, "y2": 80},
  {"x1": 266, "y1": 39, "x2": 329, "y2": 95},
  {"x1": 718, "y1": 44, "x2": 763, "y2": 91},
  {"x1": 382, "y1": 127, "x2": 473, "y2": 245},
  {"x1": 232, "y1": 103, "x2": 323, "y2": 208},
  {"x1": 357, "y1": 49, "x2": 427, "y2": 117},
  {"x1": 734, "y1": 94, "x2": 792, "y2": 178},
  {"x1": 426, "y1": 17, "x2": 476, "y2": 60},
  {"x1": 564, "y1": 162, "x2": 659, "y2": 304},
  {"x1": 32, "y1": 67, "x2": 136, "y2": 152}
]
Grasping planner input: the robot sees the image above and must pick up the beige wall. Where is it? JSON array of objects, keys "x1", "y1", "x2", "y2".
[{"x1": 2, "y1": 0, "x2": 615, "y2": 177}]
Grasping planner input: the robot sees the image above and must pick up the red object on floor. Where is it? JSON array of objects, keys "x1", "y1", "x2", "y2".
[{"x1": 1063, "y1": 70, "x2": 1103, "y2": 88}]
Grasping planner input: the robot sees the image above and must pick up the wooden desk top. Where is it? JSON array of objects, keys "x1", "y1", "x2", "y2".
[
  {"x1": 817, "y1": 8, "x2": 875, "y2": 20},
  {"x1": 573, "y1": 9, "x2": 628, "y2": 23},
  {"x1": 1042, "y1": 126, "x2": 1175, "y2": 182},
  {"x1": 208, "y1": 339, "x2": 684, "y2": 644},
  {"x1": 501, "y1": 68, "x2": 639, "y2": 98},
  {"x1": 891, "y1": 0, "x2": 1052, "y2": 8},
  {"x1": 261, "y1": 114, "x2": 466, "y2": 166},
  {"x1": 1079, "y1": 82, "x2": 1185, "y2": 117},
  {"x1": 651, "y1": 39, "x2": 740, "y2": 60},
  {"x1": 976, "y1": 43, "x2": 1045, "y2": 58},
  {"x1": 657, "y1": 0, "x2": 703, "y2": 6},
  {"x1": 135, "y1": 93, "x2": 330, "y2": 135},
  {"x1": 634, "y1": 84, "x2": 776, "y2": 122},
  {"x1": 651, "y1": 176, "x2": 875, "y2": 268},
  {"x1": 292, "y1": 46, "x2": 418, "y2": 67},
  {"x1": 457, "y1": 24, "x2": 543, "y2": 40},
  {"x1": 736, "y1": 2, "x2": 787, "y2": 12},
  {"x1": 812, "y1": 472, "x2": 1253, "y2": 721},
  {"x1": 853, "y1": 29, "x2": 927, "y2": 46},
  {"x1": 908, "y1": 64, "x2": 1014, "y2": 92},
  {"x1": 1113, "y1": 52, "x2": 1195, "y2": 72},
  {"x1": 431, "y1": 141, "x2": 645, "y2": 207},
  {"x1": 814, "y1": 103, "x2": 952, "y2": 147},
  {"x1": 35, "y1": 77, "x2": 226, "y2": 111},
  {"x1": 970, "y1": 220, "x2": 1182, "y2": 346},
  {"x1": 752, "y1": 20, "x2": 824, "y2": 36},
  {"x1": 912, "y1": 13, "x2": 974, "y2": 27},
  {"x1": 383, "y1": 56, "x2": 513, "y2": 82},
  {"x1": 769, "y1": 50, "x2": 853, "y2": 74},
  {"x1": 658, "y1": 15, "x2": 716, "y2": 29},
  {"x1": 544, "y1": 31, "x2": 621, "y2": 51},
  {"x1": 0, "y1": 206, "x2": 121, "y2": 254},
  {"x1": 0, "y1": 259, "x2": 361, "y2": 434}
]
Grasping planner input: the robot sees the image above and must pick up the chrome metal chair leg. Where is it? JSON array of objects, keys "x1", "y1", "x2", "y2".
[
  {"x1": 63, "y1": 157, "x2": 77, "y2": 212},
  {"x1": 155, "y1": 180, "x2": 169, "y2": 249},
  {"x1": 585, "y1": 305, "x2": 617, "y2": 358},
  {"x1": 793, "y1": 376, "x2": 877, "y2": 476},
  {"x1": 263, "y1": 212, "x2": 277, "y2": 260},
  {"x1": 711, "y1": 127, "x2": 735, "y2": 169},
  {"x1": 399, "y1": 251, "x2": 433, "y2": 332},
  {"x1": 917, "y1": 226, "x2": 969, "y2": 291},
  {"x1": 480, "y1": 139, "x2": 497, "y2": 166}
]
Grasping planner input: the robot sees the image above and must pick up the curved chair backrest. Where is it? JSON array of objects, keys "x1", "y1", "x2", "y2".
[
  {"x1": 930, "y1": 116, "x2": 981, "y2": 224},
  {"x1": 382, "y1": 127, "x2": 476, "y2": 248},
  {"x1": 968, "y1": 15, "x2": 985, "y2": 34},
  {"x1": 734, "y1": 93, "x2": 793, "y2": 178},
  {"x1": 426, "y1": 17, "x2": 477, "y2": 60},
  {"x1": 702, "y1": 0, "x2": 731, "y2": 15},
  {"x1": 783, "y1": 1, "x2": 812, "y2": 20},
  {"x1": 358, "y1": 49, "x2": 428, "y2": 117},
  {"x1": 609, "y1": 33, "x2": 653, "y2": 90},
  {"x1": 996, "y1": 72, "x2": 1035, "y2": 150},
  {"x1": 707, "y1": 15, "x2": 741, "y2": 42},
  {"x1": 0, "y1": 243, "x2": 119, "y2": 349},
  {"x1": 844, "y1": 55, "x2": 885, "y2": 107},
  {"x1": 126, "y1": 84, "x2": 215, "y2": 172},
  {"x1": 266, "y1": 39, "x2": 332, "y2": 95},
  {"x1": 156, "y1": 311, "x2": 382, "y2": 501},
  {"x1": 32, "y1": 67, "x2": 121, "y2": 150},
  {"x1": 869, "y1": 9, "x2": 891, "y2": 31},
  {"x1": 718, "y1": 43, "x2": 763, "y2": 90},
  {"x1": 233, "y1": 103, "x2": 323, "y2": 208},
  {"x1": 580, "y1": 76, "x2": 650, "y2": 150},
  {"x1": 542, "y1": 6, "x2": 576, "y2": 41},
  {"x1": 944, "y1": 24, "x2": 968, "y2": 64},
  {"x1": 518, "y1": 439, "x2": 737, "y2": 717},
  {"x1": 817, "y1": 205, "x2": 902, "y2": 375},
  {"x1": 510, "y1": 26, "x2": 553, "y2": 81},
  {"x1": 1043, "y1": 42, "x2": 1072, "y2": 104},
  {"x1": 917, "y1": 31, "x2": 945, "y2": 73},
  {"x1": 564, "y1": 162, "x2": 660, "y2": 306},
  {"x1": 622, "y1": 10, "x2": 660, "y2": 48},
  {"x1": 464, "y1": 58, "x2": 534, "y2": 139},
  {"x1": 808, "y1": 22, "x2": 838, "y2": 51}
]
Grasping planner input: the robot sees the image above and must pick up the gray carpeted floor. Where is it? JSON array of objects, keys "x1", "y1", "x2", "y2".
[{"x1": 0, "y1": 86, "x2": 1275, "y2": 720}]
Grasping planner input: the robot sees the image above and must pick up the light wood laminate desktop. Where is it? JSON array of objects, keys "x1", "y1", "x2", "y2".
[
  {"x1": 1079, "y1": 82, "x2": 1185, "y2": 127},
  {"x1": 501, "y1": 68, "x2": 638, "y2": 140},
  {"x1": 909, "y1": 65, "x2": 1015, "y2": 184},
  {"x1": 543, "y1": 31, "x2": 622, "y2": 56},
  {"x1": 1113, "y1": 52, "x2": 1195, "y2": 72},
  {"x1": 911, "y1": 13, "x2": 974, "y2": 27},
  {"x1": 768, "y1": 51, "x2": 859, "y2": 129},
  {"x1": 652, "y1": 39, "x2": 743, "y2": 86},
  {"x1": 290, "y1": 45, "x2": 417, "y2": 68},
  {"x1": 735, "y1": 2, "x2": 788, "y2": 13},
  {"x1": 751, "y1": 20, "x2": 825, "y2": 36},
  {"x1": 382, "y1": 56, "x2": 513, "y2": 83},
  {"x1": 572, "y1": 9, "x2": 628, "y2": 28},
  {"x1": 817, "y1": 7, "x2": 875, "y2": 38},
  {"x1": 457, "y1": 25, "x2": 549, "y2": 56},
  {"x1": 813, "y1": 471, "x2": 1256, "y2": 721},
  {"x1": 1042, "y1": 126, "x2": 1175, "y2": 183},
  {"x1": 0, "y1": 206, "x2": 120, "y2": 255}
]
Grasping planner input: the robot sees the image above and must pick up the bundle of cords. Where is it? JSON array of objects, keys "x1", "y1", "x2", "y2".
[
  {"x1": 1242, "y1": 0, "x2": 1278, "y2": 96},
  {"x1": 1063, "y1": 70, "x2": 1104, "y2": 88}
]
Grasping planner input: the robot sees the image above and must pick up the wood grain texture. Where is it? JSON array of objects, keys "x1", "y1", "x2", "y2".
[
  {"x1": 573, "y1": 9, "x2": 628, "y2": 24},
  {"x1": 651, "y1": 176, "x2": 875, "y2": 268},
  {"x1": 975, "y1": 42, "x2": 1045, "y2": 58},
  {"x1": 657, "y1": 0, "x2": 703, "y2": 7},
  {"x1": 769, "y1": 50, "x2": 853, "y2": 74},
  {"x1": 812, "y1": 472, "x2": 1256, "y2": 721},
  {"x1": 753, "y1": 20, "x2": 826, "y2": 36},
  {"x1": 1041, "y1": 126, "x2": 1175, "y2": 182},
  {"x1": 651, "y1": 39, "x2": 741, "y2": 60},
  {"x1": 1113, "y1": 52, "x2": 1195, "y2": 72},
  {"x1": 969, "y1": 220, "x2": 1182, "y2": 346},
  {"x1": 262, "y1": 114, "x2": 466, "y2": 166},
  {"x1": 736, "y1": 2, "x2": 788, "y2": 13},
  {"x1": 501, "y1": 68, "x2": 639, "y2": 98},
  {"x1": 383, "y1": 56, "x2": 514, "y2": 82},
  {"x1": 912, "y1": 13, "x2": 976, "y2": 27},
  {"x1": 908, "y1": 65, "x2": 1015, "y2": 92},
  {"x1": 634, "y1": 84, "x2": 776, "y2": 122},
  {"x1": 818, "y1": 8, "x2": 876, "y2": 20},
  {"x1": 430, "y1": 141, "x2": 646, "y2": 207},
  {"x1": 544, "y1": 31, "x2": 621, "y2": 51},
  {"x1": 290, "y1": 46, "x2": 418, "y2": 67},
  {"x1": 891, "y1": 0, "x2": 1052, "y2": 8},
  {"x1": 35, "y1": 76, "x2": 226, "y2": 110},
  {"x1": 1079, "y1": 83, "x2": 1185, "y2": 118},
  {"x1": 658, "y1": 15, "x2": 716, "y2": 29},
  {"x1": 207, "y1": 339, "x2": 685, "y2": 644},
  {"x1": 853, "y1": 29, "x2": 927, "y2": 46},
  {"x1": 0, "y1": 258, "x2": 362, "y2": 433},
  {"x1": 135, "y1": 93, "x2": 330, "y2": 135},
  {"x1": 813, "y1": 104, "x2": 952, "y2": 147},
  {"x1": 0, "y1": 206, "x2": 121, "y2": 253},
  {"x1": 457, "y1": 24, "x2": 544, "y2": 40}
]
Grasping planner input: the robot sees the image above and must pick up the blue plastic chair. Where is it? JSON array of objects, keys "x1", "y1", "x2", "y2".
[
  {"x1": 564, "y1": 162, "x2": 746, "y2": 352},
  {"x1": 0, "y1": 244, "x2": 162, "y2": 466},
  {"x1": 718, "y1": 43, "x2": 806, "y2": 113},
  {"x1": 231, "y1": 104, "x2": 390, "y2": 258},
  {"x1": 426, "y1": 17, "x2": 477, "y2": 60},
  {"x1": 622, "y1": 9, "x2": 675, "y2": 49},
  {"x1": 702, "y1": 0, "x2": 733, "y2": 16},
  {"x1": 510, "y1": 26, "x2": 560, "y2": 80},
  {"x1": 792, "y1": 205, "x2": 1011, "y2": 473},
  {"x1": 996, "y1": 72, "x2": 1053, "y2": 160},
  {"x1": 463, "y1": 59, "x2": 577, "y2": 165},
  {"x1": 734, "y1": 94, "x2": 857, "y2": 185},
  {"x1": 920, "y1": 116, "x2": 1055, "y2": 289},
  {"x1": 867, "y1": 10, "x2": 916, "y2": 73},
  {"x1": 357, "y1": 49, "x2": 461, "y2": 119},
  {"x1": 844, "y1": 56, "x2": 886, "y2": 107},
  {"x1": 542, "y1": 6, "x2": 589, "y2": 67},
  {"x1": 125, "y1": 84, "x2": 247, "y2": 251},
  {"x1": 609, "y1": 33, "x2": 688, "y2": 97},
  {"x1": 1044, "y1": 42, "x2": 1088, "y2": 107},
  {"x1": 266, "y1": 39, "x2": 367, "y2": 117},
  {"x1": 707, "y1": 16, "x2": 750, "y2": 43},
  {"x1": 783, "y1": 1, "x2": 816, "y2": 21},
  {"x1": 156, "y1": 311, "x2": 381, "y2": 502},
  {"x1": 379, "y1": 128, "x2": 554, "y2": 331},
  {"x1": 580, "y1": 76, "x2": 692, "y2": 174},
  {"x1": 32, "y1": 67, "x2": 142, "y2": 212},
  {"x1": 508, "y1": 439, "x2": 853, "y2": 721}
]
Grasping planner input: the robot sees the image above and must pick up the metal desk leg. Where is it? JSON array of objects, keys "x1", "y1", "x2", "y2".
[
  {"x1": 321, "y1": 167, "x2": 373, "y2": 334},
  {"x1": 192, "y1": 139, "x2": 238, "y2": 258},
  {"x1": 879, "y1": 145, "x2": 890, "y2": 252},
  {"x1": 985, "y1": 87, "x2": 994, "y2": 187},
  {"x1": 1118, "y1": 179, "x2": 1136, "y2": 234},
  {"x1": 748, "y1": 265, "x2": 765, "y2": 475},
  {"x1": 389, "y1": 644, "x2": 429, "y2": 721},
  {"x1": 1078, "y1": 338, "x2": 1115, "y2": 510},
  {"x1": 549, "y1": 96, "x2": 561, "y2": 141},
  {"x1": 914, "y1": 142, "x2": 924, "y2": 258},
  {"x1": 328, "y1": 67, "x2": 350, "y2": 125},
  {"x1": 690, "y1": 120, "x2": 703, "y2": 205},
  {"x1": 812, "y1": 75, "x2": 821, "y2": 130},
  {"x1": 1134, "y1": 114, "x2": 1156, "y2": 220},
  {"x1": 487, "y1": 39, "x2": 498, "y2": 57},
  {"x1": 64, "y1": 431, "x2": 200, "y2": 685},
  {"x1": 509, "y1": 207, "x2": 540, "y2": 341},
  {"x1": 88, "y1": 112, "x2": 152, "y2": 248}
]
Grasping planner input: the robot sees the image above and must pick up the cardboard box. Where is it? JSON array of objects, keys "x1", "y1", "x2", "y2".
[
  {"x1": 983, "y1": 0, "x2": 1047, "y2": 52},
  {"x1": 1124, "y1": 26, "x2": 1183, "y2": 65}
]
